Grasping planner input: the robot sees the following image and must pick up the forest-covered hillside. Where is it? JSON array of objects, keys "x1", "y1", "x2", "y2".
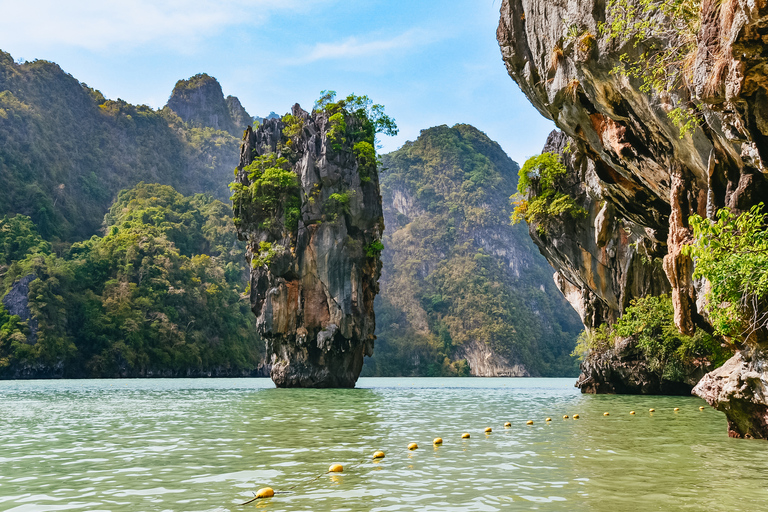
[
  {"x1": 364, "y1": 125, "x2": 583, "y2": 377},
  {"x1": 0, "y1": 183, "x2": 263, "y2": 378},
  {"x1": 0, "y1": 51, "x2": 244, "y2": 243}
]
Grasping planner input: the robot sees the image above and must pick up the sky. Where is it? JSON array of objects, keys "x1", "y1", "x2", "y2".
[{"x1": 0, "y1": 0, "x2": 556, "y2": 163}]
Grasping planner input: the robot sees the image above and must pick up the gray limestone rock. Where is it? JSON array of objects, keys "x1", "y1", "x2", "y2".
[
  {"x1": 234, "y1": 104, "x2": 383, "y2": 388},
  {"x1": 498, "y1": 0, "x2": 768, "y2": 434}
]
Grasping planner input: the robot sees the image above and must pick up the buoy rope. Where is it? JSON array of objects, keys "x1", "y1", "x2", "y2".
[{"x1": 238, "y1": 454, "x2": 370, "y2": 505}]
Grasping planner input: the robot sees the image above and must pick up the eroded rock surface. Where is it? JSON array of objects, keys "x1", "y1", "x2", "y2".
[
  {"x1": 234, "y1": 105, "x2": 383, "y2": 388},
  {"x1": 498, "y1": 0, "x2": 768, "y2": 429},
  {"x1": 693, "y1": 348, "x2": 768, "y2": 438}
]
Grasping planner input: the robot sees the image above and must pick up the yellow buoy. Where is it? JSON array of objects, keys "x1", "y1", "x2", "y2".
[
  {"x1": 433, "y1": 437, "x2": 443, "y2": 445},
  {"x1": 526, "y1": 420, "x2": 534, "y2": 425},
  {"x1": 329, "y1": 464, "x2": 343, "y2": 473},
  {"x1": 674, "y1": 408, "x2": 680, "y2": 412},
  {"x1": 649, "y1": 408, "x2": 655, "y2": 412},
  {"x1": 485, "y1": 427, "x2": 493, "y2": 433},
  {"x1": 373, "y1": 451, "x2": 385, "y2": 459},
  {"x1": 504, "y1": 422, "x2": 511, "y2": 428},
  {"x1": 408, "y1": 442, "x2": 418, "y2": 450},
  {"x1": 462, "y1": 432, "x2": 470, "y2": 439},
  {"x1": 573, "y1": 414, "x2": 579, "y2": 419},
  {"x1": 603, "y1": 412, "x2": 609, "y2": 416},
  {"x1": 699, "y1": 406, "x2": 705, "y2": 410},
  {"x1": 546, "y1": 417, "x2": 552, "y2": 422},
  {"x1": 563, "y1": 415, "x2": 569, "y2": 419},
  {"x1": 254, "y1": 487, "x2": 274, "y2": 499},
  {"x1": 630, "y1": 411, "x2": 635, "y2": 415}
]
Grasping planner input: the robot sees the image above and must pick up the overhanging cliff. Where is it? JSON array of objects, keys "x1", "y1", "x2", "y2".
[{"x1": 497, "y1": 0, "x2": 768, "y2": 433}]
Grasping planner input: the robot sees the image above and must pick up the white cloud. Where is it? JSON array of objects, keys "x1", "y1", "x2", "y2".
[
  {"x1": 0, "y1": 0, "x2": 332, "y2": 52},
  {"x1": 290, "y1": 28, "x2": 442, "y2": 65}
]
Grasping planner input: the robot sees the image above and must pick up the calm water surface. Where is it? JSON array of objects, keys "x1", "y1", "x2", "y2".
[{"x1": 1, "y1": 377, "x2": 767, "y2": 511}]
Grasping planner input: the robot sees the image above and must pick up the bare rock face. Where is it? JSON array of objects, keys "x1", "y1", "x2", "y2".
[
  {"x1": 233, "y1": 104, "x2": 384, "y2": 388},
  {"x1": 498, "y1": 0, "x2": 768, "y2": 430},
  {"x1": 693, "y1": 347, "x2": 768, "y2": 438},
  {"x1": 167, "y1": 73, "x2": 246, "y2": 137},
  {"x1": 457, "y1": 339, "x2": 530, "y2": 377},
  {"x1": 531, "y1": 131, "x2": 671, "y2": 331},
  {"x1": 2, "y1": 274, "x2": 38, "y2": 344}
]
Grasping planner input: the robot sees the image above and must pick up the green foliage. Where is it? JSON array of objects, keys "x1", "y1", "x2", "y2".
[
  {"x1": 230, "y1": 153, "x2": 301, "y2": 235},
  {"x1": 0, "y1": 183, "x2": 261, "y2": 378},
  {"x1": 0, "y1": 53, "x2": 239, "y2": 243},
  {"x1": 365, "y1": 124, "x2": 583, "y2": 378},
  {"x1": 252, "y1": 241, "x2": 284, "y2": 268},
  {"x1": 510, "y1": 152, "x2": 587, "y2": 234},
  {"x1": 571, "y1": 324, "x2": 613, "y2": 360},
  {"x1": 574, "y1": 295, "x2": 729, "y2": 381},
  {"x1": 0, "y1": 214, "x2": 52, "y2": 266},
  {"x1": 600, "y1": 0, "x2": 702, "y2": 135},
  {"x1": 365, "y1": 240, "x2": 384, "y2": 258},
  {"x1": 685, "y1": 204, "x2": 768, "y2": 341},
  {"x1": 354, "y1": 141, "x2": 376, "y2": 183},
  {"x1": 314, "y1": 90, "x2": 398, "y2": 139},
  {"x1": 324, "y1": 192, "x2": 351, "y2": 220}
]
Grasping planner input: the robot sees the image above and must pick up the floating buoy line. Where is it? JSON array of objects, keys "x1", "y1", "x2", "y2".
[{"x1": 237, "y1": 406, "x2": 709, "y2": 504}]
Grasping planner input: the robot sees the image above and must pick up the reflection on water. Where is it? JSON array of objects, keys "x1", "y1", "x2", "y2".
[{"x1": 1, "y1": 378, "x2": 767, "y2": 511}]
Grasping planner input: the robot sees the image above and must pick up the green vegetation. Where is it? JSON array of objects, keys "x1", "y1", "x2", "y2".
[
  {"x1": 231, "y1": 91, "x2": 396, "y2": 243},
  {"x1": 685, "y1": 204, "x2": 768, "y2": 341},
  {"x1": 510, "y1": 152, "x2": 587, "y2": 234},
  {"x1": 314, "y1": 91, "x2": 397, "y2": 174},
  {"x1": 0, "y1": 51, "x2": 240, "y2": 243},
  {"x1": 365, "y1": 240, "x2": 384, "y2": 258},
  {"x1": 600, "y1": 0, "x2": 702, "y2": 136},
  {"x1": 0, "y1": 183, "x2": 262, "y2": 378},
  {"x1": 252, "y1": 241, "x2": 284, "y2": 269},
  {"x1": 230, "y1": 154, "x2": 301, "y2": 235},
  {"x1": 572, "y1": 294, "x2": 729, "y2": 381},
  {"x1": 364, "y1": 125, "x2": 583, "y2": 378}
]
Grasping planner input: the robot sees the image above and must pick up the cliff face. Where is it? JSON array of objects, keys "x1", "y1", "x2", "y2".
[
  {"x1": 498, "y1": 0, "x2": 768, "y2": 430},
  {"x1": 167, "y1": 74, "x2": 250, "y2": 137},
  {"x1": 234, "y1": 105, "x2": 384, "y2": 388},
  {"x1": 367, "y1": 124, "x2": 582, "y2": 377}
]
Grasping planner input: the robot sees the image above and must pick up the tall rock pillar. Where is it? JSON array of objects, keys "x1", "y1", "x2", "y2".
[{"x1": 233, "y1": 103, "x2": 384, "y2": 388}]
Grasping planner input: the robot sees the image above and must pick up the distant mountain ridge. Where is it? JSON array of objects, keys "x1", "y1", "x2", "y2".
[
  {"x1": 0, "y1": 51, "x2": 250, "y2": 242},
  {"x1": 365, "y1": 124, "x2": 582, "y2": 377}
]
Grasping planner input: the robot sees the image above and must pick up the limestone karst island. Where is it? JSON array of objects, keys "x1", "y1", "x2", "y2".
[{"x1": 0, "y1": 0, "x2": 767, "y2": 510}]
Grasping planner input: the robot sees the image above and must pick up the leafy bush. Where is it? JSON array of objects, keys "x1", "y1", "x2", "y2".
[
  {"x1": 685, "y1": 204, "x2": 768, "y2": 341},
  {"x1": 510, "y1": 152, "x2": 587, "y2": 233},
  {"x1": 574, "y1": 294, "x2": 729, "y2": 380}
]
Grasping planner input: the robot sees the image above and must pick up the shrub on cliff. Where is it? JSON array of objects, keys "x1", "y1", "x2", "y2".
[
  {"x1": 685, "y1": 204, "x2": 768, "y2": 342},
  {"x1": 510, "y1": 152, "x2": 587, "y2": 234},
  {"x1": 573, "y1": 294, "x2": 729, "y2": 381}
]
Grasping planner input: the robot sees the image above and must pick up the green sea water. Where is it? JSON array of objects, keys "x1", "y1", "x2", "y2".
[{"x1": 1, "y1": 377, "x2": 767, "y2": 511}]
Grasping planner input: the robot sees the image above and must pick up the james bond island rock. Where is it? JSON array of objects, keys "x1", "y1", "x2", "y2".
[
  {"x1": 497, "y1": 0, "x2": 768, "y2": 427},
  {"x1": 232, "y1": 96, "x2": 392, "y2": 388}
]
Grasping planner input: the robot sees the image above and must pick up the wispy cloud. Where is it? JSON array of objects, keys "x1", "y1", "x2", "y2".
[
  {"x1": 289, "y1": 28, "x2": 443, "y2": 65},
  {"x1": 0, "y1": 0, "x2": 333, "y2": 52}
]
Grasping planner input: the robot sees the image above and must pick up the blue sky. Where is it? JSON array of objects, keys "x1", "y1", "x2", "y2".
[{"x1": 0, "y1": 0, "x2": 555, "y2": 163}]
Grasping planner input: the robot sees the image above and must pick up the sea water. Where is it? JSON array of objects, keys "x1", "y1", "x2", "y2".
[{"x1": 1, "y1": 377, "x2": 767, "y2": 511}]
